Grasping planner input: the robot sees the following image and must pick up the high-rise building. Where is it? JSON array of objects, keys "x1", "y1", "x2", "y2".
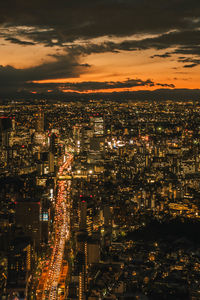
[
  {"x1": 7, "y1": 237, "x2": 32, "y2": 300},
  {"x1": 48, "y1": 152, "x2": 55, "y2": 173},
  {"x1": 90, "y1": 115, "x2": 104, "y2": 137},
  {"x1": 76, "y1": 232, "x2": 87, "y2": 300},
  {"x1": 89, "y1": 115, "x2": 105, "y2": 161},
  {"x1": 79, "y1": 196, "x2": 94, "y2": 235},
  {"x1": 87, "y1": 238, "x2": 100, "y2": 265},
  {"x1": 15, "y1": 200, "x2": 41, "y2": 250},
  {"x1": 35, "y1": 111, "x2": 44, "y2": 132},
  {"x1": 0, "y1": 117, "x2": 12, "y2": 147},
  {"x1": 40, "y1": 198, "x2": 50, "y2": 245},
  {"x1": 79, "y1": 199, "x2": 87, "y2": 231}
]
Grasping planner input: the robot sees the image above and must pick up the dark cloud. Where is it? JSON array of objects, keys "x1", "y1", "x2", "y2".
[
  {"x1": 0, "y1": 54, "x2": 90, "y2": 94},
  {"x1": 151, "y1": 53, "x2": 172, "y2": 59},
  {"x1": 69, "y1": 29, "x2": 200, "y2": 54},
  {"x1": 173, "y1": 46, "x2": 200, "y2": 56},
  {"x1": 0, "y1": 1, "x2": 199, "y2": 69},
  {"x1": 1, "y1": 1, "x2": 200, "y2": 43},
  {"x1": 157, "y1": 83, "x2": 175, "y2": 88},
  {"x1": 176, "y1": 56, "x2": 200, "y2": 68},
  {"x1": 4, "y1": 37, "x2": 35, "y2": 45},
  {"x1": 60, "y1": 78, "x2": 156, "y2": 91},
  {"x1": 183, "y1": 63, "x2": 199, "y2": 68},
  {"x1": 64, "y1": 29, "x2": 200, "y2": 67},
  {"x1": 0, "y1": 0, "x2": 199, "y2": 97},
  {"x1": 25, "y1": 78, "x2": 175, "y2": 93}
]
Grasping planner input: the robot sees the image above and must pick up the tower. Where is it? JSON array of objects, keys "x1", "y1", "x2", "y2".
[
  {"x1": 35, "y1": 111, "x2": 44, "y2": 132},
  {"x1": 15, "y1": 200, "x2": 41, "y2": 250}
]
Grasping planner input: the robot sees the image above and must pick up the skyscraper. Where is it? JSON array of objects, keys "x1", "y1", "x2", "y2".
[
  {"x1": 35, "y1": 111, "x2": 44, "y2": 132},
  {"x1": 15, "y1": 200, "x2": 41, "y2": 250}
]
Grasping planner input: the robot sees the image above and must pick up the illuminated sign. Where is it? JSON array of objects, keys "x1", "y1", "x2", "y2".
[{"x1": 40, "y1": 212, "x2": 49, "y2": 221}]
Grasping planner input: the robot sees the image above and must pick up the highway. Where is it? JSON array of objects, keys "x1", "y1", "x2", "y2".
[{"x1": 36, "y1": 153, "x2": 73, "y2": 300}]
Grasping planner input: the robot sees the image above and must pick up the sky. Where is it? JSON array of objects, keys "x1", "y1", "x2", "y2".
[{"x1": 0, "y1": 0, "x2": 200, "y2": 99}]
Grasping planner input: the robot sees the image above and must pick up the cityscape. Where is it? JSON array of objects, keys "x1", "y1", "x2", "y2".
[
  {"x1": 1, "y1": 100, "x2": 200, "y2": 299},
  {"x1": 1, "y1": 0, "x2": 200, "y2": 299}
]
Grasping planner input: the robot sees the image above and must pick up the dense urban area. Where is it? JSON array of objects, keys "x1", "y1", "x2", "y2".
[{"x1": 1, "y1": 100, "x2": 200, "y2": 300}]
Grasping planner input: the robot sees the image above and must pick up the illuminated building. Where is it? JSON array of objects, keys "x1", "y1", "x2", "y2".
[
  {"x1": 79, "y1": 196, "x2": 94, "y2": 236},
  {"x1": 90, "y1": 115, "x2": 104, "y2": 136},
  {"x1": 50, "y1": 132, "x2": 58, "y2": 154},
  {"x1": 80, "y1": 127, "x2": 93, "y2": 152},
  {"x1": 76, "y1": 232, "x2": 87, "y2": 300},
  {"x1": 35, "y1": 110, "x2": 44, "y2": 133},
  {"x1": 40, "y1": 198, "x2": 50, "y2": 245},
  {"x1": 89, "y1": 114, "x2": 105, "y2": 157}
]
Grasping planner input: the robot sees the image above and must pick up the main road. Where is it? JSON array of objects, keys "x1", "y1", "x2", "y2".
[{"x1": 37, "y1": 153, "x2": 73, "y2": 300}]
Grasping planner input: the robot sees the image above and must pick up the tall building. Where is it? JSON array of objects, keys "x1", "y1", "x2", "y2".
[
  {"x1": 7, "y1": 237, "x2": 32, "y2": 300},
  {"x1": 79, "y1": 196, "x2": 94, "y2": 235},
  {"x1": 79, "y1": 199, "x2": 87, "y2": 231},
  {"x1": 15, "y1": 200, "x2": 41, "y2": 250},
  {"x1": 39, "y1": 197, "x2": 51, "y2": 245},
  {"x1": 87, "y1": 238, "x2": 100, "y2": 265},
  {"x1": 0, "y1": 117, "x2": 12, "y2": 147},
  {"x1": 90, "y1": 115, "x2": 104, "y2": 137},
  {"x1": 87, "y1": 115, "x2": 105, "y2": 165},
  {"x1": 48, "y1": 152, "x2": 55, "y2": 173},
  {"x1": 76, "y1": 232, "x2": 87, "y2": 300},
  {"x1": 35, "y1": 111, "x2": 44, "y2": 132}
]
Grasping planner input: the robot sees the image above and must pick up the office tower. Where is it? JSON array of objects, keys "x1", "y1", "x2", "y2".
[
  {"x1": 7, "y1": 238, "x2": 32, "y2": 300},
  {"x1": 77, "y1": 196, "x2": 95, "y2": 300},
  {"x1": 15, "y1": 200, "x2": 41, "y2": 250},
  {"x1": 80, "y1": 127, "x2": 93, "y2": 152},
  {"x1": 87, "y1": 115, "x2": 105, "y2": 166},
  {"x1": 40, "y1": 198, "x2": 50, "y2": 245},
  {"x1": 0, "y1": 117, "x2": 12, "y2": 147},
  {"x1": 90, "y1": 115, "x2": 104, "y2": 137},
  {"x1": 35, "y1": 111, "x2": 44, "y2": 132},
  {"x1": 76, "y1": 232, "x2": 87, "y2": 300},
  {"x1": 86, "y1": 206, "x2": 93, "y2": 237},
  {"x1": 87, "y1": 238, "x2": 100, "y2": 265},
  {"x1": 48, "y1": 152, "x2": 54, "y2": 173},
  {"x1": 79, "y1": 199, "x2": 87, "y2": 231},
  {"x1": 50, "y1": 133, "x2": 57, "y2": 154},
  {"x1": 79, "y1": 197, "x2": 94, "y2": 235}
]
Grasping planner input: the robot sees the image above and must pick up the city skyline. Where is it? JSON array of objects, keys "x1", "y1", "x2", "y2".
[{"x1": 0, "y1": 0, "x2": 200, "y2": 99}]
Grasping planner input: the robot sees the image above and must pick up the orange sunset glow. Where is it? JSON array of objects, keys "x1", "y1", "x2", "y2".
[{"x1": 0, "y1": 1, "x2": 200, "y2": 99}]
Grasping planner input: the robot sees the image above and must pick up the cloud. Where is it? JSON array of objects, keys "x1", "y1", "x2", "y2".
[
  {"x1": 1, "y1": 1, "x2": 200, "y2": 44},
  {"x1": 0, "y1": 65, "x2": 175, "y2": 97},
  {"x1": 0, "y1": 54, "x2": 90, "y2": 94},
  {"x1": 25, "y1": 78, "x2": 175, "y2": 93},
  {"x1": 176, "y1": 56, "x2": 200, "y2": 68},
  {"x1": 4, "y1": 37, "x2": 35, "y2": 45},
  {"x1": 151, "y1": 53, "x2": 172, "y2": 59},
  {"x1": 183, "y1": 63, "x2": 199, "y2": 68},
  {"x1": 2, "y1": 1, "x2": 200, "y2": 38},
  {"x1": 0, "y1": 1, "x2": 199, "y2": 69},
  {"x1": 0, "y1": 0, "x2": 199, "y2": 97},
  {"x1": 63, "y1": 29, "x2": 200, "y2": 67},
  {"x1": 69, "y1": 29, "x2": 200, "y2": 53}
]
